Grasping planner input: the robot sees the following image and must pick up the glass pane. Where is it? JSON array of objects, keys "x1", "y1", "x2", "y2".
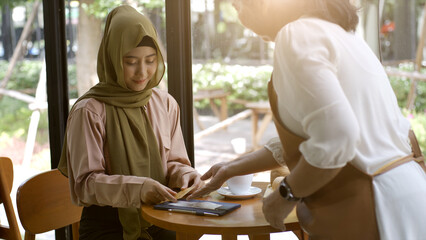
[
  {"x1": 191, "y1": 0, "x2": 275, "y2": 182},
  {"x1": 0, "y1": 1, "x2": 50, "y2": 238},
  {"x1": 0, "y1": 2, "x2": 50, "y2": 171},
  {"x1": 374, "y1": 0, "x2": 426, "y2": 151},
  {"x1": 192, "y1": 0, "x2": 426, "y2": 185}
]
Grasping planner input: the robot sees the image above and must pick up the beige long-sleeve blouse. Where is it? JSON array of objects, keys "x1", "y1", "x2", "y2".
[{"x1": 65, "y1": 88, "x2": 195, "y2": 208}]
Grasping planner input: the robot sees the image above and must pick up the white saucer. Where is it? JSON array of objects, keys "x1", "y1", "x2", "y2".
[{"x1": 217, "y1": 186, "x2": 262, "y2": 199}]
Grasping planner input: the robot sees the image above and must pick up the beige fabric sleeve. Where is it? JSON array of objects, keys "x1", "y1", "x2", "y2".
[
  {"x1": 148, "y1": 89, "x2": 197, "y2": 189},
  {"x1": 67, "y1": 90, "x2": 198, "y2": 209},
  {"x1": 66, "y1": 99, "x2": 147, "y2": 208},
  {"x1": 264, "y1": 137, "x2": 286, "y2": 166}
]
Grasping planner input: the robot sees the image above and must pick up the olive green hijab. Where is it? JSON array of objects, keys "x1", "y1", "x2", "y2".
[{"x1": 58, "y1": 5, "x2": 166, "y2": 240}]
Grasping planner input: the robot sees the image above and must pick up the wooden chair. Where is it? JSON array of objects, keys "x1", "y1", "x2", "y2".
[
  {"x1": 16, "y1": 169, "x2": 82, "y2": 240},
  {"x1": 0, "y1": 157, "x2": 21, "y2": 240}
]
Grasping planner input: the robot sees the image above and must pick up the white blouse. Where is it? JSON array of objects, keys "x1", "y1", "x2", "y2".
[
  {"x1": 265, "y1": 17, "x2": 426, "y2": 240},
  {"x1": 267, "y1": 17, "x2": 412, "y2": 174}
]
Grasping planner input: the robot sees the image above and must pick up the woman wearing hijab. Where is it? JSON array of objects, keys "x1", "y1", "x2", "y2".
[
  {"x1": 58, "y1": 5, "x2": 202, "y2": 240},
  {"x1": 189, "y1": 0, "x2": 426, "y2": 239}
]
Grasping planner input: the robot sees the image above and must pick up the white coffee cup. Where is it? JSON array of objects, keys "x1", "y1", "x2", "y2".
[
  {"x1": 231, "y1": 137, "x2": 246, "y2": 154},
  {"x1": 226, "y1": 174, "x2": 253, "y2": 195}
]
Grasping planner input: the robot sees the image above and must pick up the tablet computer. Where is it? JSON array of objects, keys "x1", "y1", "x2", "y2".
[{"x1": 154, "y1": 199, "x2": 241, "y2": 216}]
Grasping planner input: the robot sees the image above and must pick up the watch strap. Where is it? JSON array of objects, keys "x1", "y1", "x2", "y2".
[{"x1": 279, "y1": 177, "x2": 300, "y2": 201}]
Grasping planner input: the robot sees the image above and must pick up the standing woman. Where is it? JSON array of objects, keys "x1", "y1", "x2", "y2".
[
  {"x1": 189, "y1": 0, "x2": 426, "y2": 239},
  {"x1": 59, "y1": 5, "x2": 202, "y2": 240}
]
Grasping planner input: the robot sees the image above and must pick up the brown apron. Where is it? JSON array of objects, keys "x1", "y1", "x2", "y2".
[{"x1": 267, "y1": 80, "x2": 425, "y2": 240}]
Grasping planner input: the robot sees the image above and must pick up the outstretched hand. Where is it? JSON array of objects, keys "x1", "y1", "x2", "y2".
[{"x1": 187, "y1": 162, "x2": 229, "y2": 199}]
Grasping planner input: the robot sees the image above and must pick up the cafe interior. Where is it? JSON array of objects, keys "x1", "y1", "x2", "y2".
[{"x1": 1, "y1": 0, "x2": 425, "y2": 239}]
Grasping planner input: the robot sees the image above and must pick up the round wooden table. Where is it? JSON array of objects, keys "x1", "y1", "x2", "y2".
[{"x1": 141, "y1": 182, "x2": 306, "y2": 240}]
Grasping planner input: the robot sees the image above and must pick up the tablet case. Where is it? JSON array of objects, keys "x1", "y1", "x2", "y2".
[{"x1": 154, "y1": 199, "x2": 241, "y2": 216}]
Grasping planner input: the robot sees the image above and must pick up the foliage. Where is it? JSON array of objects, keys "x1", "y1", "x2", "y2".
[
  {"x1": 192, "y1": 62, "x2": 273, "y2": 111},
  {"x1": 0, "y1": 60, "x2": 425, "y2": 154},
  {"x1": 138, "y1": 0, "x2": 164, "y2": 9},
  {"x1": 0, "y1": 60, "x2": 43, "y2": 91},
  {"x1": 403, "y1": 110, "x2": 426, "y2": 154},
  {"x1": 81, "y1": 0, "x2": 165, "y2": 20},
  {"x1": 81, "y1": 0, "x2": 122, "y2": 19},
  {"x1": 68, "y1": 64, "x2": 78, "y2": 98},
  {"x1": 219, "y1": 1, "x2": 238, "y2": 22},
  {"x1": 0, "y1": 0, "x2": 31, "y2": 8},
  {"x1": 0, "y1": 60, "x2": 78, "y2": 98},
  {"x1": 192, "y1": 61, "x2": 426, "y2": 111},
  {"x1": 0, "y1": 97, "x2": 32, "y2": 135},
  {"x1": 0, "y1": 94, "x2": 49, "y2": 143},
  {"x1": 0, "y1": 60, "x2": 64, "y2": 144},
  {"x1": 387, "y1": 62, "x2": 426, "y2": 112},
  {"x1": 192, "y1": 61, "x2": 426, "y2": 153},
  {"x1": 378, "y1": 0, "x2": 426, "y2": 6}
]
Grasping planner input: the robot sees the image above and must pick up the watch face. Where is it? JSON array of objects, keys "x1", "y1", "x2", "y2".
[
  {"x1": 279, "y1": 180, "x2": 289, "y2": 198},
  {"x1": 278, "y1": 178, "x2": 300, "y2": 201}
]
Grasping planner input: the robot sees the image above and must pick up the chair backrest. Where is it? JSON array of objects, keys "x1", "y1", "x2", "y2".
[
  {"x1": 16, "y1": 169, "x2": 82, "y2": 240},
  {"x1": 0, "y1": 157, "x2": 22, "y2": 240}
]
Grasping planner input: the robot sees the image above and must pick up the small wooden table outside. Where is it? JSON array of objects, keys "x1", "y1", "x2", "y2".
[
  {"x1": 244, "y1": 102, "x2": 273, "y2": 150},
  {"x1": 193, "y1": 88, "x2": 229, "y2": 130},
  {"x1": 141, "y1": 182, "x2": 307, "y2": 240}
]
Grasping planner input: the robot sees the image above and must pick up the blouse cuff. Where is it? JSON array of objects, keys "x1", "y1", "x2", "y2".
[{"x1": 264, "y1": 137, "x2": 286, "y2": 166}]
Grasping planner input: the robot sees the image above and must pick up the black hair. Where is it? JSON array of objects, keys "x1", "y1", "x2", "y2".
[
  {"x1": 307, "y1": 0, "x2": 359, "y2": 32},
  {"x1": 138, "y1": 36, "x2": 157, "y2": 50}
]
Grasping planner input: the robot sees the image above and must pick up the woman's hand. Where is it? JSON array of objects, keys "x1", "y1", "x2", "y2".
[
  {"x1": 188, "y1": 148, "x2": 279, "y2": 199},
  {"x1": 262, "y1": 188, "x2": 297, "y2": 231},
  {"x1": 178, "y1": 170, "x2": 204, "y2": 192},
  {"x1": 187, "y1": 162, "x2": 229, "y2": 199},
  {"x1": 140, "y1": 178, "x2": 177, "y2": 205}
]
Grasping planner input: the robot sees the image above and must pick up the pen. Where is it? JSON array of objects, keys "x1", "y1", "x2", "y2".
[
  {"x1": 168, "y1": 209, "x2": 196, "y2": 214},
  {"x1": 168, "y1": 209, "x2": 219, "y2": 216},
  {"x1": 203, "y1": 212, "x2": 219, "y2": 216}
]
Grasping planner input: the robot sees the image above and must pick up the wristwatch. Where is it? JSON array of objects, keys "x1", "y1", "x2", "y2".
[{"x1": 279, "y1": 178, "x2": 301, "y2": 201}]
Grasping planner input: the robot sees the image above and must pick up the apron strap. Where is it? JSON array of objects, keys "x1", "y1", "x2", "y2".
[
  {"x1": 409, "y1": 129, "x2": 426, "y2": 172},
  {"x1": 373, "y1": 154, "x2": 414, "y2": 177},
  {"x1": 409, "y1": 129, "x2": 424, "y2": 160},
  {"x1": 373, "y1": 129, "x2": 425, "y2": 176}
]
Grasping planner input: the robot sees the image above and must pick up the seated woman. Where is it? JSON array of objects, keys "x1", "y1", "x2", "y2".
[{"x1": 58, "y1": 5, "x2": 202, "y2": 240}]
